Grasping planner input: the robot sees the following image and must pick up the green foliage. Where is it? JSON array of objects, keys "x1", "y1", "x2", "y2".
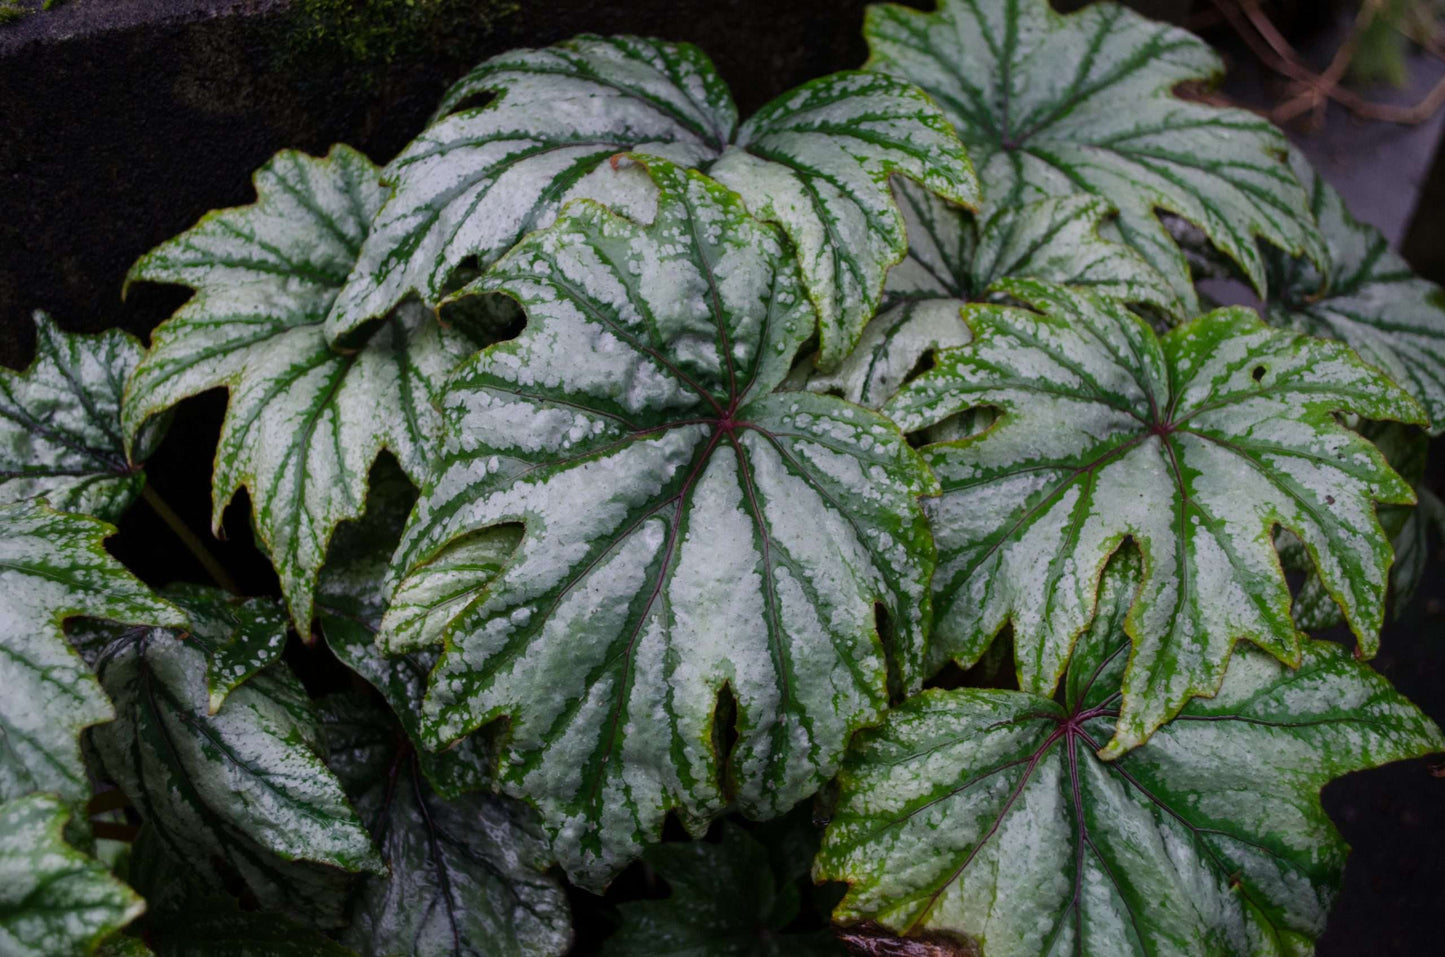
[
  {"x1": 0, "y1": 314, "x2": 160, "y2": 522},
  {"x1": 386, "y1": 160, "x2": 938, "y2": 889},
  {"x1": 4, "y1": 3, "x2": 1444, "y2": 954},
  {"x1": 816, "y1": 551, "x2": 1445, "y2": 953},
  {"x1": 0, "y1": 794, "x2": 144, "y2": 956},
  {"x1": 863, "y1": 0, "x2": 1328, "y2": 315},
  {"x1": 603, "y1": 812, "x2": 843, "y2": 956}
]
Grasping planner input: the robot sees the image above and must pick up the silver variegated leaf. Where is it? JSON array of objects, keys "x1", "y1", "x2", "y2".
[
  {"x1": 122, "y1": 145, "x2": 486, "y2": 629},
  {"x1": 324, "y1": 34, "x2": 980, "y2": 369},
  {"x1": 384, "y1": 162, "x2": 938, "y2": 887},
  {"x1": 864, "y1": 0, "x2": 1326, "y2": 314},
  {"x1": 191, "y1": 586, "x2": 290, "y2": 714},
  {"x1": 815, "y1": 552, "x2": 1445, "y2": 955},
  {"x1": 1284, "y1": 422, "x2": 1439, "y2": 631},
  {"x1": 1265, "y1": 148, "x2": 1445, "y2": 433},
  {"x1": 0, "y1": 794, "x2": 145, "y2": 957},
  {"x1": 320, "y1": 694, "x2": 572, "y2": 957},
  {"x1": 886, "y1": 279, "x2": 1423, "y2": 755},
  {"x1": 87, "y1": 587, "x2": 384, "y2": 924},
  {"x1": 886, "y1": 183, "x2": 1174, "y2": 310},
  {"x1": 315, "y1": 459, "x2": 509, "y2": 798},
  {"x1": 1, "y1": 313, "x2": 161, "y2": 522},
  {"x1": 0, "y1": 499, "x2": 185, "y2": 806},
  {"x1": 799, "y1": 187, "x2": 1174, "y2": 411}
]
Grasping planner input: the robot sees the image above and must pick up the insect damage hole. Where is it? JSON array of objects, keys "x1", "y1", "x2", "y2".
[{"x1": 711, "y1": 682, "x2": 740, "y2": 802}]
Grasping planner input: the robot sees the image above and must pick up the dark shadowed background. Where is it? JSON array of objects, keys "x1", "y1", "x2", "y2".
[{"x1": 2, "y1": 1, "x2": 1442, "y2": 952}]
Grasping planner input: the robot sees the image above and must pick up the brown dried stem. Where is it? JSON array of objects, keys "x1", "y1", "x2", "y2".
[{"x1": 1208, "y1": 0, "x2": 1445, "y2": 129}]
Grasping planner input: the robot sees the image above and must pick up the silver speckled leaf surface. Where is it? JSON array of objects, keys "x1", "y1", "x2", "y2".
[
  {"x1": 320, "y1": 694, "x2": 572, "y2": 957},
  {"x1": 864, "y1": 0, "x2": 1326, "y2": 314},
  {"x1": 0, "y1": 499, "x2": 185, "y2": 806},
  {"x1": 816, "y1": 552, "x2": 1445, "y2": 955},
  {"x1": 886, "y1": 279, "x2": 1423, "y2": 755},
  {"x1": 1265, "y1": 149, "x2": 1445, "y2": 433},
  {"x1": 0, "y1": 794, "x2": 145, "y2": 957},
  {"x1": 800, "y1": 185, "x2": 1174, "y2": 411},
  {"x1": 1283, "y1": 422, "x2": 1439, "y2": 631},
  {"x1": 87, "y1": 587, "x2": 384, "y2": 923},
  {"x1": 122, "y1": 145, "x2": 485, "y2": 629},
  {"x1": 0, "y1": 313, "x2": 158, "y2": 522},
  {"x1": 190, "y1": 587, "x2": 290, "y2": 714},
  {"x1": 385, "y1": 162, "x2": 938, "y2": 887},
  {"x1": 324, "y1": 34, "x2": 980, "y2": 369},
  {"x1": 601, "y1": 819, "x2": 842, "y2": 957}
]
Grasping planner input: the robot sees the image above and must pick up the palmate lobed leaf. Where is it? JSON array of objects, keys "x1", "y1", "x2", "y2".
[
  {"x1": 0, "y1": 313, "x2": 163, "y2": 523},
  {"x1": 864, "y1": 0, "x2": 1327, "y2": 315},
  {"x1": 319, "y1": 693, "x2": 572, "y2": 957},
  {"x1": 121, "y1": 145, "x2": 489, "y2": 630},
  {"x1": 322, "y1": 33, "x2": 980, "y2": 369},
  {"x1": 0, "y1": 794, "x2": 145, "y2": 957},
  {"x1": 1281, "y1": 421, "x2": 1439, "y2": 632},
  {"x1": 816, "y1": 551, "x2": 1445, "y2": 956},
  {"x1": 382, "y1": 160, "x2": 938, "y2": 888},
  {"x1": 797, "y1": 185, "x2": 1175, "y2": 411},
  {"x1": 1263, "y1": 148, "x2": 1445, "y2": 434},
  {"x1": 84, "y1": 586, "x2": 384, "y2": 926},
  {"x1": 0, "y1": 499, "x2": 185, "y2": 807},
  {"x1": 885, "y1": 279, "x2": 1424, "y2": 755}
]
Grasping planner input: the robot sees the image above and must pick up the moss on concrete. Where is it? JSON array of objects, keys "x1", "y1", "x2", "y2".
[{"x1": 279, "y1": 0, "x2": 519, "y2": 82}]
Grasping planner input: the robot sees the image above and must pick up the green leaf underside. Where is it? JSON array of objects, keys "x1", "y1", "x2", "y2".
[
  {"x1": 320, "y1": 694, "x2": 572, "y2": 957},
  {"x1": 315, "y1": 460, "x2": 507, "y2": 798},
  {"x1": 385, "y1": 162, "x2": 938, "y2": 888},
  {"x1": 0, "y1": 794, "x2": 145, "y2": 956},
  {"x1": 1265, "y1": 148, "x2": 1445, "y2": 434},
  {"x1": 800, "y1": 186, "x2": 1174, "y2": 411},
  {"x1": 88, "y1": 587, "x2": 384, "y2": 924},
  {"x1": 602, "y1": 822, "x2": 842, "y2": 956},
  {"x1": 122, "y1": 145, "x2": 484, "y2": 629},
  {"x1": 0, "y1": 314, "x2": 155, "y2": 522},
  {"x1": 324, "y1": 33, "x2": 980, "y2": 369},
  {"x1": 884, "y1": 279, "x2": 1422, "y2": 756},
  {"x1": 0, "y1": 500, "x2": 185, "y2": 806},
  {"x1": 816, "y1": 552, "x2": 1445, "y2": 956},
  {"x1": 864, "y1": 0, "x2": 1326, "y2": 314}
]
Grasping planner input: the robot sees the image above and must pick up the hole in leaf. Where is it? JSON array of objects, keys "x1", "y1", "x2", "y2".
[
  {"x1": 912, "y1": 407, "x2": 997, "y2": 448},
  {"x1": 439, "y1": 289, "x2": 527, "y2": 347},
  {"x1": 874, "y1": 603, "x2": 904, "y2": 707},
  {"x1": 904, "y1": 348, "x2": 937, "y2": 385},
  {"x1": 711, "y1": 682, "x2": 739, "y2": 802},
  {"x1": 1252, "y1": 365, "x2": 1267, "y2": 383},
  {"x1": 443, "y1": 255, "x2": 484, "y2": 294},
  {"x1": 443, "y1": 89, "x2": 497, "y2": 117}
]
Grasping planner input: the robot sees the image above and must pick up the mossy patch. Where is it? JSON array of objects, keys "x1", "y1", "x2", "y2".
[{"x1": 282, "y1": 0, "x2": 519, "y2": 75}]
